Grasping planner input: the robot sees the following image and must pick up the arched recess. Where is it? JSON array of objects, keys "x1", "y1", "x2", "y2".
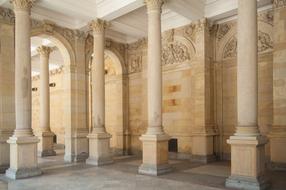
[
  {"x1": 31, "y1": 27, "x2": 78, "y2": 161},
  {"x1": 85, "y1": 39, "x2": 129, "y2": 155},
  {"x1": 213, "y1": 17, "x2": 274, "y2": 160}
]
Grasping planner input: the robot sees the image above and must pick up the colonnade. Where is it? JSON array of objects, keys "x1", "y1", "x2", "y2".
[{"x1": 5, "y1": 0, "x2": 270, "y2": 189}]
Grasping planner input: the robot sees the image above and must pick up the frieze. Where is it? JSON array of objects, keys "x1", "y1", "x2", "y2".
[
  {"x1": 128, "y1": 54, "x2": 142, "y2": 74},
  {"x1": 223, "y1": 31, "x2": 273, "y2": 59},
  {"x1": 0, "y1": 7, "x2": 15, "y2": 24},
  {"x1": 258, "y1": 10, "x2": 273, "y2": 26},
  {"x1": 217, "y1": 23, "x2": 231, "y2": 41},
  {"x1": 273, "y1": 0, "x2": 286, "y2": 8},
  {"x1": 162, "y1": 41, "x2": 191, "y2": 65},
  {"x1": 127, "y1": 38, "x2": 147, "y2": 51},
  {"x1": 32, "y1": 66, "x2": 64, "y2": 81}
]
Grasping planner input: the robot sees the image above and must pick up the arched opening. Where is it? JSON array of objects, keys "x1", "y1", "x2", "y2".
[
  {"x1": 87, "y1": 49, "x2": 126, "y2": 155},
  {"x1": 30, "y1": 30, "x2": 76, "y2": 162}
]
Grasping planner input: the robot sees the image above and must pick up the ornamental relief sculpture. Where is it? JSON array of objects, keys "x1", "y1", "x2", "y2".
[
  {"x1": 128, "y1": 54, "x2": 142, "y2": 74},
  {"x1": 273, "y1": 0, "x2": 286, "y2": 8},
  {"x1": 0, "y1": 7, "x2": 15, "y2": 23},
  {"x1": 162, "y1": 41, "x2": 191, "y2": 65},
  {"x1": 222, "y1": 31, "x2": 273, "y2": 59}
]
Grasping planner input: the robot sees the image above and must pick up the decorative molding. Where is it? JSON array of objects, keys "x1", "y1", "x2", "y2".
[
  {"x1": 0, "y1": 7, "x2": 15, "y2": 24},
  {"x1": 127, "y1": 38, "x2": 147, "y2": 51},
  {"x1": 223, "y1": 31, "x2": 273, "y2": 59},
  {"x1": 162, "y1": 41, "x2": 191, "y2": 65},
  {"x1": 32, "y1": 66, "x2": 64, "y2": 81},
  {"x1": 37, "y1": 45, "x2": 53, "y2": 57},
  {"x1": 223, "y1": 36, "x2": 237, "y2": 59},
  {"x1": 273, "y1": 0, "x2": 286, "y2": 9},
  {"x1": 258, "y1": 10, "x2": 273, "y2": 26},
  {"x1": 217, "y1": 23, "x2": 231, "y2": 41},
  {"x1": 184, "y1": 18, "x2": 207, "y2": 42},
  {"x1": 89, "y1": 19, "x2": 109, "y2": 34},
  {"x1": 128, "y1": 54, "x2": 142, "y2": 74},
  {"x1": 258, "y1": 31, "x2": 273, "y2": 52}
]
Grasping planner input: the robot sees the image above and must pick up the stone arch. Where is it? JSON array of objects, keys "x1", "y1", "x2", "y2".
[
  {"x1": 85, "y1": 37, "x2": 129, "y2": 155},
  {"x1": 216, "y1": 20, "x2": 273, "y2": 61},
  {"x1": 31, "y1": 26, "x2": 77, "y2": 162}
]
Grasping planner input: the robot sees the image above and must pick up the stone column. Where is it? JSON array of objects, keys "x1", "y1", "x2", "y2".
[
  {"x1": 37, "y1": 46, "x2": 56, "y2": 157},
  {"x1": 138, "y1": 0, "x2": 171, "y2": 176},
  {"x1": 269, "y1": 0, "x2": 286, "y2": 170},
  {"x1": 86, "y1": 19, "x2": 113, "y2": 166},
  {"x1": 6, "y1": 0, "x2": 42, "y2": 179},
  {"x1": 225, "y1": 0, "x2": 269, "y2": 189}
]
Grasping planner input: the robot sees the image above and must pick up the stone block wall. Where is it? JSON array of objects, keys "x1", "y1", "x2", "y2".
[{"x1": 0, "y1": 12, "x2": 15, "y2": 171}]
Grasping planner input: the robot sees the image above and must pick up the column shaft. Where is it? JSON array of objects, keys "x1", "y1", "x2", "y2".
[
  {"x1": 138, "y1": 0, "x2": 171, "y2": 176},
  {"x1": 236, "y1": 0, "x2": 259, "y2": 136},
  {"x1": 86, "y1": 19, "x2": 113, "y2": 166},
  {"x1": 147, "y1": 4, "x2": 163, "y2": 134},
  {"x1": 92, "y1": 26, "x2": 105, "y2": 133},
  {"x1": 6, "y1": 0, "x2": 42, "y2": 179},
  {"x1": 14, "y1": 3, "x2": 33, "y2": 135},
  {"x1": 37, "y1": 46, "x2": 56, "y2": 157},
  {"x1": 225, "y1": 0, "x2": 269, "y2": 189}
]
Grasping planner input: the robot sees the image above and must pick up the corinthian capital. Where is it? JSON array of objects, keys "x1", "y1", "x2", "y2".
[
  {"x1": 89, "y1": 19, "x2": 109, "y2": 34},
  {"x1": 145, "y1": 0, "x2": 165, "y2": 12},
  {"x1": 11, "y1": 0, "x2": 36, "y2": 11},
  {"x1": 37, "y1": 46, "x2": 53, "y2": 57}
]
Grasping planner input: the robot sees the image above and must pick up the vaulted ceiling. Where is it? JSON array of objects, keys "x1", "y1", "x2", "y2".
[{"x1": 1, "y1": 0, "x2": 273, "y2": 43}]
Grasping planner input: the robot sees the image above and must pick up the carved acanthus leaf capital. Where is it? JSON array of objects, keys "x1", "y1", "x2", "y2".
[
  {"x1": 11, "y1": 0, "x2": 36, "y2": 11},
  {"x1": 37, "y1": 46, "x2": 53, "y2": 57},
  {"x1": 273, "y1": 0, "x2": 286, "y2": 9},
  {"x1": 145, "y1": 0, "x2": 165, "y2": 12},
  {"x1": 89, "y1": 19, "x2": 109, "y2": 33}
]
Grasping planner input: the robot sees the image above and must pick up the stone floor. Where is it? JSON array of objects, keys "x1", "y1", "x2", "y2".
[{"x1": 0, "y1": 153, "x2": 285, "y2": 190}]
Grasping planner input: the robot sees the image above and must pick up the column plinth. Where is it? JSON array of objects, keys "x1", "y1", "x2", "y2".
[
  {"x1": 225, "y1": 0, "x2": 270, "y2": 189},
  {"x1": 36, "y1": 45, "x2": 56, "y2": 157},
  {"x1": 138, "y1": 0, "x2": 172, "y2": 176},
  {"x1": 86, "y1": 19, "x2": 113, "y2": 166},
  {"x1": 6, "y1": 0, "x2": 41, "y2": 179}
]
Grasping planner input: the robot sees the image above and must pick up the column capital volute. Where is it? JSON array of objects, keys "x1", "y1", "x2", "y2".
[
  {"x1": 37, "y1": 46, "x2": 53, "y2": 57},
  {"x1": 144, "y1": 0, "x2": 165, "y2": 12},
  {"x1": 89, "y1": 19, "x2": 109, "y2": 34},
  {"x1": 11, "y1": 0, "x2": 37, "y2": 11}
]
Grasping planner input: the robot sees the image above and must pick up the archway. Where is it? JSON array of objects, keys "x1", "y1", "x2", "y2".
[
  {"x1": 30, "y1": 27, "x2": 76, "y2": 162},
  {"x1": 86, "y1": 47, "x2": 128, "y2": 155}
]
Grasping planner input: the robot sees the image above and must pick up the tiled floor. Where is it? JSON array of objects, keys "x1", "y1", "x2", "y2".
[{"x1": 0, "y1": 154, "x2": 285, "y2": 190}]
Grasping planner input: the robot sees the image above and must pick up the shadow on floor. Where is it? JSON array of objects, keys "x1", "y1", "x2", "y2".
[{"x1": 0, "y1": 155, "x2": 285, "y2": 190}]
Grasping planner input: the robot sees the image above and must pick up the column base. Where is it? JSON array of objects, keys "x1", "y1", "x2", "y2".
[
  {"x1": 37, "y1": 131, "x2": 56, "y2": 157},
  {"x1": 6, "y1": 135, "x2": 42, "y2": 179},
  {"x1": 5, "y1": 167, "x2": 42, "y2": 180},
  {"x1": 0, "y1": 130, "x2": 13, "y2": 173},
  {"x1": 138, "y1": 133, "x2": 172, "y2": 176},
  {"x1": 86, "y1": 132, "x2": 113, "y2": 166},
  {"x1": 139, "y1": 163, "x2": 172, "y2": 176},
  {"x1": 226, "y1": 175, "x2": 270, "y2": 190},
  {"x1": 226, "y1": 135, "x2": 270, "y2": 190},
  {"x1": 38, "y1": 149, "x2": 56, "y2": 157}
]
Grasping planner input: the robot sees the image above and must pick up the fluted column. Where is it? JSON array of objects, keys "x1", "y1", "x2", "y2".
[
  {"x1": 6, "y1": 0, "x2": 42, "y2": 179},
  {"x1": 36, "y1": 46, "x2": 56, "y2": 157},
  {"x1": 138, "y1": 0, "x2": 171, "y2": 176},
  {"x1": 225, "y1": 0, "x2": 269, "y2": 189},
  {"x1": 86, "y1": 19, "x2": 113, "y2": 166}
]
